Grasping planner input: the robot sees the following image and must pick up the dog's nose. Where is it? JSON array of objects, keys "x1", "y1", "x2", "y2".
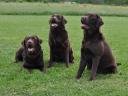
[
  {"x1": 27, "y1": 39, "x2": 34, "y2": 48},
  {"x1": 27, "y1": 39, "x2": 33, "y2": 44},
  {"x1": 52, "y1": 16, "x2": 57, "y2": 20}
]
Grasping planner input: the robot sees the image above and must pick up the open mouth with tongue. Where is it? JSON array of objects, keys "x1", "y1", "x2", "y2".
[
  {"x1": 26, "y1": 39, "x2": 35, "y2": 55},
  {"x1": 27, "y1": 47, "x2": 35, "y2": 55},
  {"x1": 50, "y1": 16, "x2": 59, "y2": 28},
  {"x1": 51, "y1": 23, "x2": 58, "y2": 27},
  {"x1": 81, "y1": 16, "x2": 90, "y2": 30}
]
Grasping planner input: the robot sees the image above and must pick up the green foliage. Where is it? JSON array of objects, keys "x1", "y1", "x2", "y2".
[
  {"x1": 0, "y1": 15, "x2": 128, "y2": 96},
  {"x1": 0, "y1": 0, "x2": 47, "y2": 2},
  {"x1": 105, "y1": 0, "x2": 128, "y2": 5},
  {"x1": 0, "y1": 3, "x2": 128, "y2": 16},
  {"x1": 0, "y1": 0, "x2": 128, "y2": 5}
]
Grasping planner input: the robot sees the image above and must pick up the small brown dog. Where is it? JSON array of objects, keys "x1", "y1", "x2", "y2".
[
  {"x1": 48, "y1": 14, "x2": 74, "y2": 68},
  {"x1": 76, "y1": 14, "x2": 117, "y2": 80},
  {"x1": 15, "y1": 35, "x2": 45, "y2": 73}
]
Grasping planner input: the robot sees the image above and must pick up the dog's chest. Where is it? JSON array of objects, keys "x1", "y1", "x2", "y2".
[
  {"x1": 83, "y1": 40, "x2": 104, "y2": 56},
  {"x1": 83, "y1": 40, "x2": 95, "y2": 48},
  {"x1": 85, "y1": 41, "x2": 96, "y2": 48},
  {"x1": 53, "y1": 35, "x2": 66, "y2": 46},
  {"x1": 55, "y1": 36, "x2": 63, "y2": 42}
]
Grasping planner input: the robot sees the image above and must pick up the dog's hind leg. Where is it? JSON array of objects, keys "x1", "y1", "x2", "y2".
[{"x1": 65, "y1": 47, "x2": 69, "y2": 68}]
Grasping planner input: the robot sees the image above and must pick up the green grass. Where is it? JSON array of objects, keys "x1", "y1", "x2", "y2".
[
  {"x1": 0, "y1": 2, "x2": 128, "y2": 16},
  {"x1": 0, "y1": 15, "x2": 128, "y2": 96}
]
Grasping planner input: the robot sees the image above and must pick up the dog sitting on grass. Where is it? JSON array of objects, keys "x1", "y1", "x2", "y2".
[
  {"x1": 48, "y1": 14, "x2": 74, "y2": 68},
  {"x1": 76, "y1": 14, "x2": 117, "y2": 80},
  {"x1": 15, "y1": 35, "x2": 45, "y2": 73}
]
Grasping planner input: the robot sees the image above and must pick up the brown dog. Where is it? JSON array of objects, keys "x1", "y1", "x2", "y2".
[
  {"x1": 76, "y1": 14, "x2": 117, "y2": 80},
  {"x1": 15, "y1": 35, "x2": 45, "y2": 73},
  {"x1": 48, "y1": 14, "x2": 74, "y2": 68}
]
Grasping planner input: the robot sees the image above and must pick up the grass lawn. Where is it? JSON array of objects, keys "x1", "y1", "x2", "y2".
[
  {"x1": 0, "y1": 3, "x2": 128, "y2": 16},
  {"x1": 0, "y1": 15, "x2": 128, "y2": 96}
]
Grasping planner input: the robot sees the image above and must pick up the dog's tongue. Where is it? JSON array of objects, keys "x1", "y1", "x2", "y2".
[
  {"x1": 81, "y1": 24, "x2": 90, "y2": 29},
  {"x1": 28, "y1": 48, "x2": 34, "y2": 52},
  {"x1": 51, "y1": 23, "x2": 58, "y2": 27}
]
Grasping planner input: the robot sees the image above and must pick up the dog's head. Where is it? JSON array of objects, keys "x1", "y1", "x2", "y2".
[
  {"x1": 49, "y1": 14, "x2": 67, "y2": 29},
  {"x1": 22, "y1": 35, "x2": 42, "y2": 55},
  {"x1": 81, "y1": 14, "x2": 103, "y2": 30}
]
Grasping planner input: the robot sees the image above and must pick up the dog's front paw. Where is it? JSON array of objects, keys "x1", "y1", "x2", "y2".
[
  {"x1": 89, "y1": 76, "x2": 96, "y2": 81},
  {"x1": 76, "y1": 75, "x2": 81, "y2": 80},
  {"x1": 66, "y1": 64, "x2": 69, "y2": 68}
]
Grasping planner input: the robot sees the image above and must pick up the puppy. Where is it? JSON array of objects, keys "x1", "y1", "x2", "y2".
[
  {"x1": 48, "y1": 14, "x2": 74, "y2": 68},
  {"x1": 76, "y1": 14, "x2": 117, "y2": 80},
  {"x1": 15, "y1": 35, "x2": 45, "y2": 73}
]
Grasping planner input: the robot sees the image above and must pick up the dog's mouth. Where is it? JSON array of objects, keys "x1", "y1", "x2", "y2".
[
  {"x1": 27, "y1": 47, "x2": 35, "y2": 55},
  {"x1": 51, "y1": 23, "x2": 58, "y2": 28},
  {"x1": 26, "y1": 40, "x2": 35, "y2": 55},
  {"x1": 81, "y1": 24, "x2": 90, "y2": 30},
  {"x1": 50, "y1": 16, "x2": 60, "y2": 28}
]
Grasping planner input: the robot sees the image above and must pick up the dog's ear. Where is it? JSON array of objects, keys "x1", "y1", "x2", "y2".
[
  {"x1": 98, "y1": 17, "x2": 104, "y2": 26},
  {"x1": 39, "y1": 39, "x2": 42, "y2": 44},
  {"x1": 21, "y1": 40, "x2": 25, "y2": 46},
  {"x1": 61, "y1": 16, "x2": 67, "y2": 24},
  {"x1": 21, "y1": 36, "x2": 27, "y2": 47},
  {"x1": 96, "y1": 15, "x2": 104, "y2": 27},
  {"x1": 34, "y1": 36, "x2": 42, "y2": 44}
]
